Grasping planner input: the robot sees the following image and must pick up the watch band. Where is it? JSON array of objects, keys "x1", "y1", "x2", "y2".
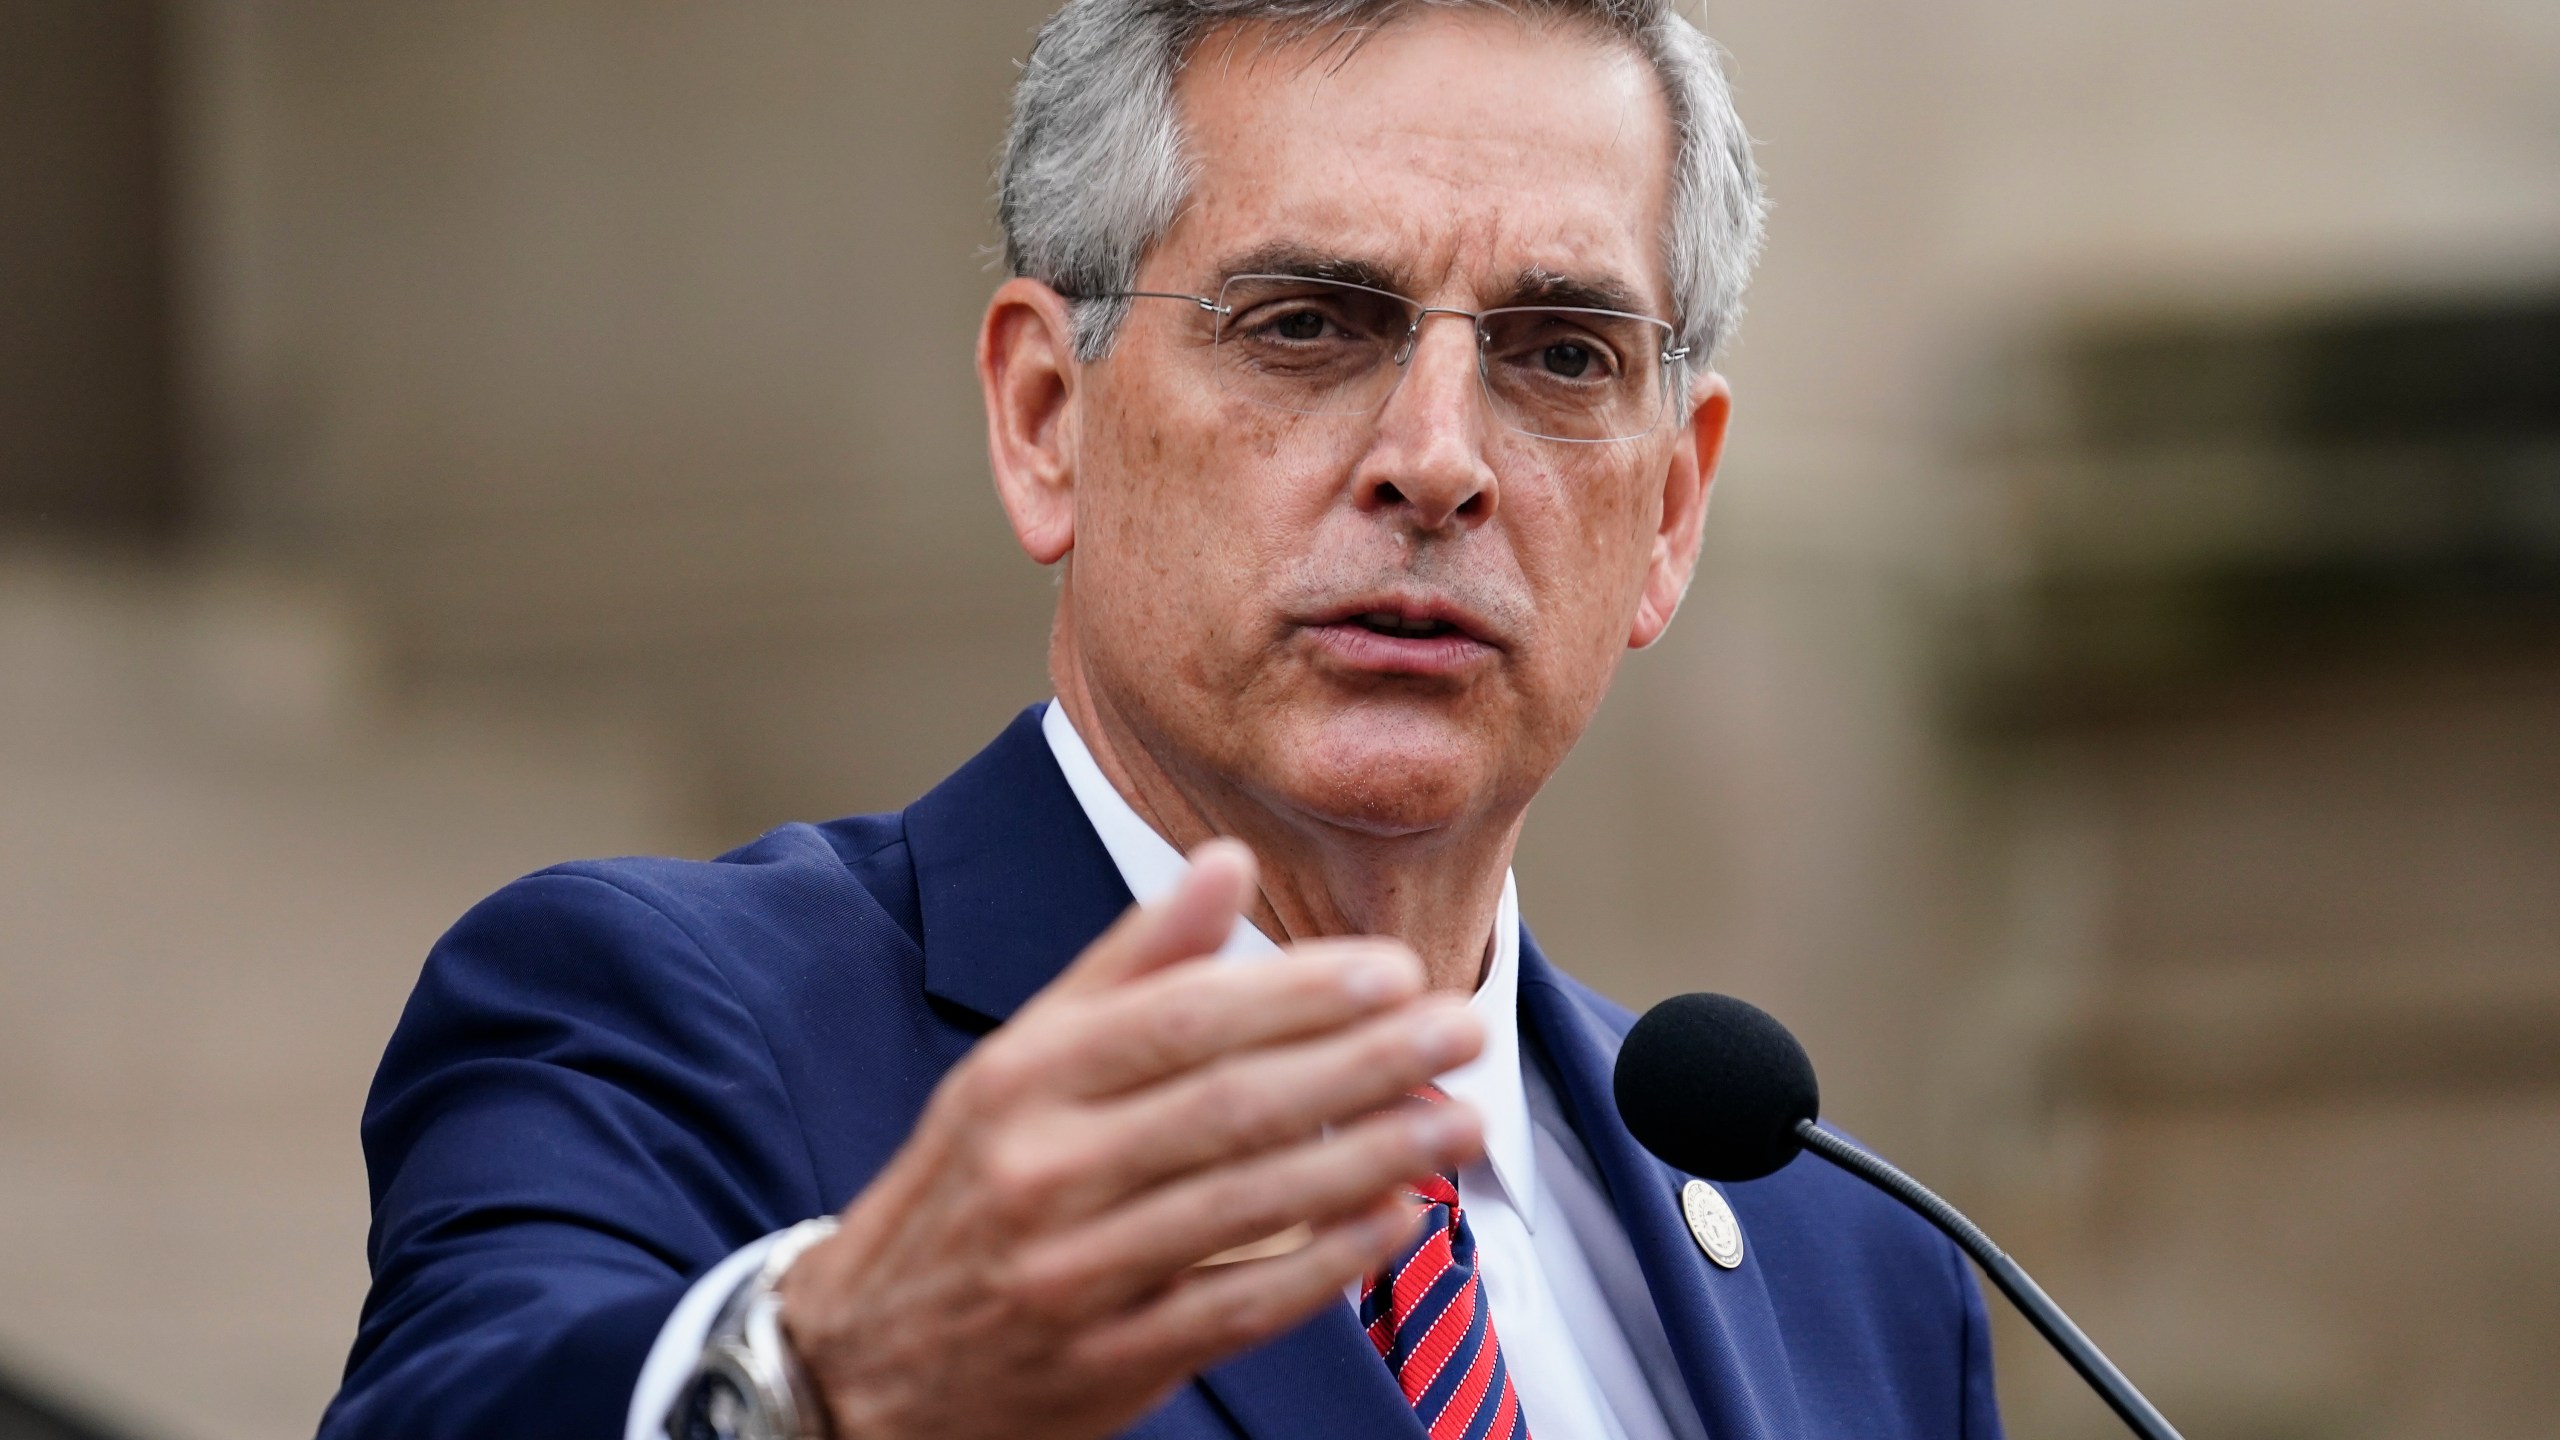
[{"x1": 666, "y1": 1216, "x2": 843, "y2": 1440}]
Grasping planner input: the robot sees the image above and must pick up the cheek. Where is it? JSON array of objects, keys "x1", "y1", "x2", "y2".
[
  {"x1": 1517, "y1": 452, "x2": 1664, "y2": 646},
  {"x1": 1078, "y1": 387, "x2": 1312, "y2": 655}
]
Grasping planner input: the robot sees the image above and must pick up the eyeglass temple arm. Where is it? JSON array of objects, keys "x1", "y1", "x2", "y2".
[{"x1": 1098, "y1": 290, "x2": 1229, "y2": 316}]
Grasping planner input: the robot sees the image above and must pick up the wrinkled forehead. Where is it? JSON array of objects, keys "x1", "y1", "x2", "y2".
[{"x1": 1155, "y1": 12, "x2": 1677, "y2": 316}]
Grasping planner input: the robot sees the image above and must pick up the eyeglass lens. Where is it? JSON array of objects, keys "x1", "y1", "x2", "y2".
[{"x1": 1208, "y1": 274, "x2": 1673, "y2": 443}]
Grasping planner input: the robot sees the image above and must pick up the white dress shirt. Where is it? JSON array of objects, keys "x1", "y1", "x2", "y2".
[{"x1": 628, "y1": 703, "x2": 1708, "y2": 1440}]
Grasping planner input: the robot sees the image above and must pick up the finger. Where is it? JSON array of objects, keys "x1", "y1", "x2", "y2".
[
  {"x1": 1048, "y1": 997, "x2": 1482, "y2": 1207},
  {"x1": 981, "y1": 995, "x2": 1479, "y2": 1223},
  {"x1": 1069, "y1": 1197, "x2": 1421, "y2": 1382},
  {"x1": 995, "y1": 936, "x2": 1427, "y2": 1101},
  {"x1": 1009, "y1": 1100, "x2": 1480, "y2": 1318},
  {"x1": 1040, "y1": 839, "x2": 1257, "y2": 1000}
]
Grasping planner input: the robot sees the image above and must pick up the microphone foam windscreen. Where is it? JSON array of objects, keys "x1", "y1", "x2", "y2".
[{"x1": 1613, "y1": 992, "x2": 1821, "y2": 1182}]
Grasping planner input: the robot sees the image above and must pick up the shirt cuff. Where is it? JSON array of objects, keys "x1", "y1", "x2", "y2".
[{"x1": 624, "y1": 1230, "x2": 789, "y2": 1440}]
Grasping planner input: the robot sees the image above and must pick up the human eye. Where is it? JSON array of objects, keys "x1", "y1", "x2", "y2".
[
  {"x1": 1222, "y1": 283, "x2": 1393, "y2": 375},
  {"x1": 1536, "y1": 338, "x2": 1605, "y2": 380},
  {"x1": 1487, "y1": 311, "x2": 1632, "y2": 388},
  {"x1": 1242, "y1": 299, "x2": 1347, "y2": 345}
]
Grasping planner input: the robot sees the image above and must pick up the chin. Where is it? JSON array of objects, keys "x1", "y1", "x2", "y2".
[{"x1": 1263, "y1": 702, "x2": 1500, "y2": 839}]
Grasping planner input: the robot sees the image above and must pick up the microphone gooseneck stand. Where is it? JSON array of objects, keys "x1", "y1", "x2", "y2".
[{"x1": 1791, "y1": 1121, "x2": 2185, "y2": 1440}]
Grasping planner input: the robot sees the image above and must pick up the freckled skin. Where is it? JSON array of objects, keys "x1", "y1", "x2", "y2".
[{"x1": 978, "y1": 10, "x2": 1733, "y2": 991}]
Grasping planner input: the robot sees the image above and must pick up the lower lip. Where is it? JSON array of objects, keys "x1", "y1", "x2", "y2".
[{"x1": 1303, "y1": 622, "x2": 1498, "y2": 677}]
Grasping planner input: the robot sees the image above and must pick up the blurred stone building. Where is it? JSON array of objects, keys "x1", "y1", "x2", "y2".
[{"x1": 2, "y1": 3, "x2": 2554, "y2": 1438}]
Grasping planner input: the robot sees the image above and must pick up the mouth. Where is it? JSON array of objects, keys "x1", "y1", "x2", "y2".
[
  {"x1": 1298, "y1": 596, "x2": 1503, "y2": 678},
  {"x1": 1349, "y1": 611, "x2": 1465, "y2": 641}
]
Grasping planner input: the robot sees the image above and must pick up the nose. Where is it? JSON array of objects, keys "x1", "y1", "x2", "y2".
[{"x1": 1351, "y1": 311, "x2": 1499, "y2": 533}]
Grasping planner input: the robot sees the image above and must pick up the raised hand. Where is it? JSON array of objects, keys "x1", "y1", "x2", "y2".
[{"x1": 776, "y1": 839, "x2": 1486, "y2": 1440}]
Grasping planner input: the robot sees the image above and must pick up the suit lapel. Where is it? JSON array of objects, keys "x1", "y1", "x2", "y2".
[
  {"x1": 904, "y1": 705, "x2": 1136, "y2": 1024},
  {"x1": 1517, "y1": 935, "x2": 1806, "y2": 1440}
]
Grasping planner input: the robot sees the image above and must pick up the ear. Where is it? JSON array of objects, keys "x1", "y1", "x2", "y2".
[
  {"x1": 979, "y1": 277, "x2": 1083, "y2": 565},
  {"x1": 1627, "y1": 371, "x2": 1732, "y2": 650}
]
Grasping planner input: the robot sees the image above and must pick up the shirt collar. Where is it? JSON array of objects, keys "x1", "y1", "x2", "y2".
[{"x1": 1040, "y1": 700, "x2": 1540, "y2": 1228}]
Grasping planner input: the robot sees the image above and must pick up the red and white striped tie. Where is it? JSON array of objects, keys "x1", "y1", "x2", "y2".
[{"x1": 1358, "y1": 1086, "x2": 1531, "y2": 1440}]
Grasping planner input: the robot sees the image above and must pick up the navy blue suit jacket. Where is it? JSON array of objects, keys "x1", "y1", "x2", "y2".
[{"x1": 322, "y1": 707, "x2": 2000, "y2": 1439}]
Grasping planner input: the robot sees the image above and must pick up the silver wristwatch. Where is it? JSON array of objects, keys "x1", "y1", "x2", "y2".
[{"x1": 665, "y1": 1216, "x2": 842, "y2": 1440}]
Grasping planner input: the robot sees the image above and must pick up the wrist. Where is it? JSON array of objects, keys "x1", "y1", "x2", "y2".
[{"x1": 665, "y1": 1217, "x2": 842, "y2": 1440}]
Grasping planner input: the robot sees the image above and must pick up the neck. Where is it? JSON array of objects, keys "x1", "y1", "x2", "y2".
[{"x1": 1052, "y1": 620, "x2": 1518, "y2": 996}]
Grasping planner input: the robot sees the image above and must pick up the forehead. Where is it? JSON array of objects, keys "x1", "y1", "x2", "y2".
[{"x1": 1159, "y1": 12, "x2": 1675, "y2": 310}]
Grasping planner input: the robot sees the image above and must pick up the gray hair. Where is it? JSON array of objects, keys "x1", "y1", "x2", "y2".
[{"x1": 998, "y1": 0, "x2": 1767, "y2": 369}]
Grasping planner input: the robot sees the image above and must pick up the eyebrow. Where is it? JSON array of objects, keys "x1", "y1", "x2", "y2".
[
  {"x1": 1215, "y1": 241, "x2": 1410, "y2": 297},
  {"x1": 1209, "y1": 243, "x2": 1657, "y2": 317},
  {"x1": 1509, "y1": 267, "x2": 1652, "y2": 317}
]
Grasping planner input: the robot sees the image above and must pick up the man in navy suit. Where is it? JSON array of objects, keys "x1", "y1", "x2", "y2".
[{"x1": 322, "y1": 3, "x2": 2001, "y2": 1438}]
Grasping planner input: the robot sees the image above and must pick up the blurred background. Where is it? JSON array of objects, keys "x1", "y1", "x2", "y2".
[{"x1": 2, "y1": 1, "x2": 2555, "y2": 1437}]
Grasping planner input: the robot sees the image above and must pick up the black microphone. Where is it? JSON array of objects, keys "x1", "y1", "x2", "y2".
[{"x1": 1614, "y1": 993, "x2": 2185, "y2": 1440}]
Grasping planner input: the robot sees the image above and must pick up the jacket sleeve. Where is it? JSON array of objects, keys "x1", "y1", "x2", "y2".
[{"x1": 319, "y1": 868, "x2": 826, "y2": 1440}]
